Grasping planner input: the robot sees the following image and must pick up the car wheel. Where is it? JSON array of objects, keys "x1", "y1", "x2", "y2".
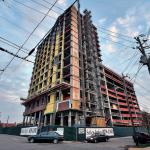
[
  {"x1": 29, "y1": 138, "x2": 34, "y2": 143},
  {"x1": 94, "y1": 139, "x2": 98, "y2": 143},
  {"x1": 53, "y1": 139, "x2": 58, "y2": 144}
]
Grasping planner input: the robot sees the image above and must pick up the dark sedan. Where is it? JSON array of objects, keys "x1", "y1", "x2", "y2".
[
  {"x1": 133, "y1": 132, "x2": 150, "y2": 145},
  {"x1": 86, "y1": 133, "x2": 109, "y2": 143},
  {"x1": 27, "y1": 131, "x2": 64, "y2": 144}
]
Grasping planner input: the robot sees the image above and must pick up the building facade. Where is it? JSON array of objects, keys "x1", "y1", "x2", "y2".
[
  {"x1": 22, "y1": 5, "x2": 104, "y2": 127},
  {"x1": 21, "y1": 4, "x2": 142, "y2": 127},
  {"x1": 100, "y1": 65, "x2": 142, "y2": 126}
]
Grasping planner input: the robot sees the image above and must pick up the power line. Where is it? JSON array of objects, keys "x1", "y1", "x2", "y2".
[
  {"x1": 0, "y1": 15, "x2": 43, "y2": 40},
  {"x1": 4, "y1": 1, "x2": 50, "y2": 31},
  {"x1": 30, "y1": 0, "x2": 60, "y2": 15},
  {"x1": 122, "y1": 53, "x2": 139, "y2": 73},
  {"x1": 135, "y1": 80, "x2": 150, "y2": 94},
  {"x1": 136, "y1": 90, "x2": 150, "y2": 105},
  {"x1": 24, "y1": 0, "x2": 59, "y2": 60},
  {"x1": 12, "y1": 0, "x2": 58, "y2": 20},
  {"x1": 0, "y1": 16, "x2": 34, "y2": 35},
  {"x1": 100, "y1": 35, "x2": 134, "y2": 49},
  {"x1": 42, "y1": 0, "x2": 64, "y2": 11},
  {"x1": 130, "y1": 64, "x2": 143, "y2": 82},
  {"x1": 0, "y1": 39, "x2": 35, "y2": 57},
  {"x1": 98, "y1": 29, "x2": 136, "y2": 44},
  {"x1": 119, "y1": 52, "x2": 138, "y2": 66},
  {"x1": 0, "y1": 36, "x2": 30, "y2": 52},
  {"x1": 0, "y1": 47, "x2": 34, "y2": 63},
  {"x1": 124, "y1": 57, "x2": 140, "y2": 76},
  {"x1": 0, "y1": 0, "x2": 58, "y2": 77},
  {"x1": 99, "y1": 26, "x2": 134, "y2": 40}
]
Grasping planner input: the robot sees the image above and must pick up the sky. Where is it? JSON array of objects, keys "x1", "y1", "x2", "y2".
[{"x1": 0, "y1": 0, "x2": 150, "y2": 123}]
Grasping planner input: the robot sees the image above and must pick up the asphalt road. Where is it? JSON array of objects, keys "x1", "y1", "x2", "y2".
[{"x1": 0, "y1": 134, "x2": 135, "y2": 150}]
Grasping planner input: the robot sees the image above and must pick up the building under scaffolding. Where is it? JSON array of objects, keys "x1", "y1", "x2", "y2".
[{"x1": 21, "y1": 3, "x2": 142, "y2": 127}]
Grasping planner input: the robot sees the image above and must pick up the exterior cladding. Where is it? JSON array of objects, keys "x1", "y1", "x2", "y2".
[
  {"x1": 21, "y1": 4, "x2": 142, "y2": 127},
  {"x1": 100, "y1": 65, "x2": 142, "y2": 126}
]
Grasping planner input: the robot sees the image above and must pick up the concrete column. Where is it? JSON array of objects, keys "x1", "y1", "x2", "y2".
[
  {"x1": 38, "y1": 111, "x2": 41, "y2": 127},
  {"x1": 60, "y1": 113, "x2": 63, "y2": 126},
  {"x1": 23, "y1": 116, "x2": 25, "y2": 126},
  {"x1": 26, "y1": 116, "x2": 29, "y2": 126},
  {"x1": 68, "y1": 111, "x2": 72, "y2": 127},
  {"x1": 33, "y1": 112, "x2": 36, "y2": 125},
  {"x1": 50, "y1": 114, "x2": 53, "y2": 125},
  {"x1": 29, "y1": 114, "x2": 32, "y2": 125},
  {"x1": 44, "y1": 115, "x2": 47, "y2": 126},
  {"x1": 75, "y1": 112, "x2": 79, "y2": 125},
  {"x1": 25, "y1": 116, "x2": 29, "y2": 126}
]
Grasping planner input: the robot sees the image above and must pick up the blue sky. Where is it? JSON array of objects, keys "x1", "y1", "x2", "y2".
[{"x1": 0, "y1": 0, "x2": 150, "y2": 123}]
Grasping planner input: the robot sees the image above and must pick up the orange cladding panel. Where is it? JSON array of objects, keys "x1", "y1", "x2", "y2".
[
  {"x1": 72, "y1": 87, "x2": 80, "y2": 100},
  {"x1": 72, "y1": 100, "x2": 80, "y2": 110}
]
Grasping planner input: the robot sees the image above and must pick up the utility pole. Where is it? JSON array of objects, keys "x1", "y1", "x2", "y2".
[
  {"x1": 0, "y1": 112, "x2": 1, "y2": 124},
  {"x1": 134, "y1": 35, "x2": 150, "y2": 75},
  {"x1": 6, "y1": 115, "x2": 9, "y2": 127},
  {"x1": 122, "y1": 74, "x2": 136, "y2": 134}
]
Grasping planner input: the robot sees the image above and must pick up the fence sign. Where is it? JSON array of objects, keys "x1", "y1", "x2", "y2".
[
  {"x1": 20, "y1": 126, "x2": 38, "y2": 136},
  {"x1": 78, "y1": 128, "x2": 85, "y2": 134},
  {"x1": 86, "y1": 128, "x2": 114, "y2": 138},
  {"x1": 56, "y1": 128, "x2": 64, "y2": 136}
]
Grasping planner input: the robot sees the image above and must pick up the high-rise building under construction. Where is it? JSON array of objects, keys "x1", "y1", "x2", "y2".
[{"x1": 22, "y1": 3, "x2": 141, "y2": 127}]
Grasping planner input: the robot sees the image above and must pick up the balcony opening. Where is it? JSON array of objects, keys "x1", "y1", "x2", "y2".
[{"x1": 62, "y1": 88, "x2": 70, "y2": 101}]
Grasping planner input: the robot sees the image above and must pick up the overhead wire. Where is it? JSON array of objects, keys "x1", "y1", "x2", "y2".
[
  {"x1": 12, "y1": 0, "x2": 59, "y2": 20},
  {"x1": 0, "y1": 39, "x2": 35, "y2": 57},
  {"x1": 0, "y1": 36, "x2": 30, "y2": 52},
  {"x1": 4, "y1": 1, "x2": 50, "y2": 31},
  {"x1": 122, "y1": 56, "x2": 140, "y2": 76},
  {"x1": 99, "y1": 26, "x2": 134, "y2": 40},
  {"x1": 98, "y1": 29, "x2": 136, "y2": 44},
  {"x1": 134, "y1": 80, "x2": 150, "y2": 94},
  {"x1": 42, "y1": 0, "x2": 64, "y2": 11},
  {"x1": 0, "y1": 0, "x2": 59, "y2": 77},
  {"x1": 119, "y1": 52, "x2": 138, "y2": 66},
  {"x1": 100, "y1": 35, "x2": 134, "y2": 49},
  {"x1": 0, "y1": 47, "x2": 34, "y2": 63},
  {"x1": 130, "y1": 64, "x2": 143, "y2": 82},
  {"x1": 30, "y1": 0, "x2": 60, "y2": 15}
]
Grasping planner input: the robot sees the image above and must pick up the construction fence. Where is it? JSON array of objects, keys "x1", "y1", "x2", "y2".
[{"x1": 0, "y1": 126, "x2": 149, "y2": 141}]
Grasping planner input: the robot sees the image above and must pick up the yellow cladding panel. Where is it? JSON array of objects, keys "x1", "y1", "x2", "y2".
[
  {"x1": 55, "y1": 33, "x2": 59, "y2": 56},
  {"x1": 60, "y1": 33, "x2": 64, "y2": 83},
  {"x1": 52, "y1": 66, "x2": 57, "y2": 87},
  {"x1": 44, "y1": 94, "x2": 55, "y2": 114}
]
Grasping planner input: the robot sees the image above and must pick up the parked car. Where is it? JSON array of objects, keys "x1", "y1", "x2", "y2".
[
  {"x1": 27, "y1": 131, "x2": 64, "y2": 144},
  {"x1": 86, "y1": 133, "x2": 109, "y2": 143},
  {"x1": 133, "y1": 132, "x2": 150, "y2": 144}
]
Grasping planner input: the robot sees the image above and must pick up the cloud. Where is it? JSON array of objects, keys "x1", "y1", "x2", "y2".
[
  {"x1": 103, "y1": 43, "x2": 116, "y2": 54},
  {"x1": 57, "y1": 0, "x2": 67, "y2": 7},
  {"x1": 108, "y1": 25, "x2": 118, "y2": 42},
  {"x1": 98, "y1": 18, "x2": 107, "y2": 25}
]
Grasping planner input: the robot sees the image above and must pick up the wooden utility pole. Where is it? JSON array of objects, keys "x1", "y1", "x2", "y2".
[{"x1": 134, "y1": 35, "x2": 150, "y2": 75}]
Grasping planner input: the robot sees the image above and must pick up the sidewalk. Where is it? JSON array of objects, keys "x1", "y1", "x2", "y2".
[{"x1": 128, "y1": 147, "x2": 150, "y2": 150}]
